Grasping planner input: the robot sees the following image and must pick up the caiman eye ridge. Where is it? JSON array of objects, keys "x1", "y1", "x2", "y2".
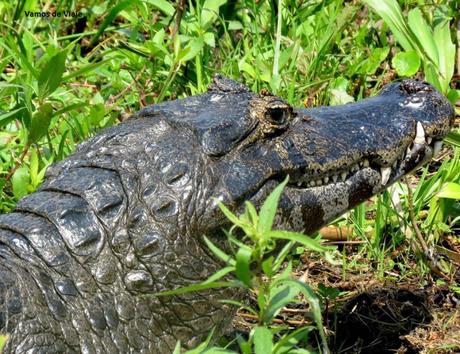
[{"x1": 286, "y1": 122, "x2": 443, "y2": 189}]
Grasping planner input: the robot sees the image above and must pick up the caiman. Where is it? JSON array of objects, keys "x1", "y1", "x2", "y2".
[{"x1": 0, "y1": 75, "x2": 454, "y2": 353}]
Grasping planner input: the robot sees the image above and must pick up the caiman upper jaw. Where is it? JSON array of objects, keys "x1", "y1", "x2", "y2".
[
  {"x1": 286, "y1": 120, "x2": 444, "y2": 190},
  {"x1": 282, "y1": 79, "x2": 454, "y2": 190}
]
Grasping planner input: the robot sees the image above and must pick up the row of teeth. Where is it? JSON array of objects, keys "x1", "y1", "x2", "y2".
[
  {"x1": 294, "y1": 122, "x2": 443, "y2": 188},
  {"x1": 295, "y1": 159, "x2": 370, "y2": 188}
]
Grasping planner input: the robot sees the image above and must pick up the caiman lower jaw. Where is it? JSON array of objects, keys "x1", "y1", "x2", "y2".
[{"x1": 286, "y1": 124, "x2": 443, "y2": 191}]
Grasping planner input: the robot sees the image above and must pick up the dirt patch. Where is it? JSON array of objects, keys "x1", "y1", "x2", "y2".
[{"x1": 332, "y1": 287, "x2": 432, "y2": 353}]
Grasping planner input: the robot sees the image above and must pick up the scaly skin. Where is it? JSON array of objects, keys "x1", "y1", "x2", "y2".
[{"x1": 0, "y1": 76, "x2": 454, "y2": 353}]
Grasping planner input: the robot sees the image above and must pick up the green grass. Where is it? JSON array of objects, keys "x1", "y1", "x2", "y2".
[
  {"x1": 0, "y1": 0, "x2": 459, "y2": 352},
  {"x1": 0, "y1": 335, "x2": 6, "y2": 352}
]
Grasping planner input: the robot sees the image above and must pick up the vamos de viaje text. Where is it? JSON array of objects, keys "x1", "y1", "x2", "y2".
[{"x1": 24, "y1": 10, "x2": 83, "y2": 18}]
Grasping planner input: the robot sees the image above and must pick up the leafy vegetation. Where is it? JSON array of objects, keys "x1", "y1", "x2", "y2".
[
  {"x1": 162, "y1": 178, "x2": 334, "y2": 353},
  {"x1": 0, "y1": 0, "x2": 459, "y2": 352}
]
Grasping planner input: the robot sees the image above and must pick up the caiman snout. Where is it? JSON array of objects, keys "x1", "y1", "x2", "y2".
[{"x1": 221, "y1": 79, "x2": 454, "y2": 233}]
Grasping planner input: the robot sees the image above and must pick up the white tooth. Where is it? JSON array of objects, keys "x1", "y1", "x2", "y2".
[
  {"x1": 414, "y1": 122, "x2": 425, "y2": 145},
  {"x1": 309, "y1": 181, "x2": 315, "y2": 187},
  {"x1": 315, "y1": 180, "x2": 321, "y2": 186},
  {"x1": 341, "y1": 172, "x2": 347, "y2": 181},
  {"x1": 323, "y1": 176, "x2": 329, "y2": 184},
  {"x1": 407, "y1": 146, "x2": 411, "y2": 156},
  {"x1": 332, "y1": 175, "x2": 338, "y2": 183},
  {"x1": 297, "y1": 181, "x2": 302, "y2": 187},
  {"x1": 392, "y1": 160, "x2": 397, "y2": 169},
  {"x1": 363, "y1": 159, "x2": 369, "y2": 167},
  {"x1": 380, "y1": 167, "x2": 392, "y2": 185},
  {"x1": 427, "y1": 137, "x2": 432, "y2": 144},
  {"x1": 433, "y1": 141, "x2": 443, "y2": 156}
]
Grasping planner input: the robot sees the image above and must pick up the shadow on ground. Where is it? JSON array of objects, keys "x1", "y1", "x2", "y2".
[{"x1": 331, "y1": 287, "x2": 431, "y2": 353}]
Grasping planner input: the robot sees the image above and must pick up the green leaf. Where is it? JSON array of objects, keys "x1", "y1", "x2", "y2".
[
  {"x1": 275, "y1": 279, "x2": 328, "y2": 352},
  {"x1": 446, "y1": 89, "x2": 459, "y2": 106},
  {"x1": 253, "y1": 326, "x2": 273, "y2": 354},
  {"x1": 216, "y1": 199, "x2": 245, "y2": 228},
  {"x1": 29, "y1": 148, "x2": 39, "y2": 188},
  {"x1": 268, "y1": 230, "x2": 330, "y2": 252},
  {"x1": 0, "y1": 335, "x2": 7, "y2": 353},
  {"x1": 219, "y1": 299, "x2": 258, "y2": 315},
  {"x1": 202, "y1": 266, "x2": 235, "y2": 284},
  {"x1": 179, "y1": 37, "x2": 204, "y2": 62},
  {"x1": 392, "y1": 51, "x2": 421, "y2": 77},
  {"x1": 363, "y1": 0, "x2": 417, "y2": 53},
  {"x1": 203, "y1": 32, "x2": 216, "y2": 48},
  {"x1": 173, "y1": 341, "x2": 181, "y2": 354},
  {"x1": 11, "y1": 167, "x2": 29, "y2": 199},
  {"x1": 89, "y1": 104, "x2": 106, "y2": 126},
  {"x1": 155, "y1": 281, "x2": 236, "y2": 296},
  {"x1": 239, "y1": 61, "x2": 256, "y2": 78},
  {"x1": 61, "y1": 58, "x2": 112, "y2": 82},
  {"x1": 273, "y1": 241, "x2": 294, "y2": 272},
  {"x1": 265, "y1": 282, "x2": 300, "y2": 322},
  {"x1": 203, "y1": 235, "x2": 236, "y2": 266},
  {"x1": 356, "y1": 47, "x2": 389, "y2": 75},
  {"x1": 437, "y1": 183, "x2": 460, "y2": 200},
  {"x1": 433, "y1": 19, "x2": 455, "y2": 94},
  {"x1": 273, "y1": 327, "x2": 313, "y2": 354},
  {"x1": 445, "y1": 131, "x2": 460, "y2": 148},
  {"x1": 235, "y1": 246, "x2": 252, "y2": 287},
  {"x1": 38, "y1": 52, "x2": 66, "y2": 100},
  {"x1": 407, "y1": 8, "x2": 438, "y2": 66},
  {"x1": 329, "y1": 88, "x2": 354, "y2": 106},
  {"x1": 201, "y1": 0, "x2": 228, "y2": 30},
  {"x1": 261, "y1": 256, "x2": 274, "y2": 277},
  {"x1": 145, "y1": 0, "x2": 175, "y2": 16},
  {"x1": 89, "y1": 0, "x2": 137, "y2": 46},
  {"x1": 258, "y1": 177, "x2": 289, "y2": 237},
  {"x1": 28, "y1": 103, "x2": 53, "y2": 144},
  {"x1": 0, "y1": 107, "x2": 25, "y2": 128},
  {"x1": 202, "y1": 348, "x2": 236, "y2": 354},
  {"x1": 244, "y1": 201, "x2": 259, "y2": 226}
]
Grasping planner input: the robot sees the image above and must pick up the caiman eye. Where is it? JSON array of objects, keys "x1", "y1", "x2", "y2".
[{"x1": 266, "y1": 107, "x2": 289, "y2": 125}]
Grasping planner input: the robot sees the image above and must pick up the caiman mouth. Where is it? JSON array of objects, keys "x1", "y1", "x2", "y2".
[{"x1": 284, "y1": 122, "x2": 443, "y2": 190}]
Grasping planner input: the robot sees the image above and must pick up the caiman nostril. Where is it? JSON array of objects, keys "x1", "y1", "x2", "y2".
[{"x1": 400, "y1": 79, "x2": 433, "y2": 94}]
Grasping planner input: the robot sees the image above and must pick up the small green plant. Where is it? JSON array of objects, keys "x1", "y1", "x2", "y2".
[
  {"x1": 364, "y1": 0, "x2": 457, "y2": 102},
  {"x1": 159, "y1": 177, "x2": 335, "y2": 353}
]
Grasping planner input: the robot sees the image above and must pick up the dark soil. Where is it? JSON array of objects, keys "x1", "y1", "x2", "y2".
[{"x1": 231, "y1": 258, "x2": 460, "y2": 353}]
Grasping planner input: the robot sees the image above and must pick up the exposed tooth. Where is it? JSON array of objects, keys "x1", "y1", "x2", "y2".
[
  {"x1": 414, "y1": 122, "x2": 425, "y2": 145},
  {"x1": 323, "y1": 176, "x2": 329, "y2": 184},
  {"x1": 407, "y1": 146, "x2": 411, "y2": 156},
  {"x1": 433, "y1": 141, "x2": 443, "y2": 156},
  {"x1": 380, "y1": 167, "x2": 392, "y2": 185},
  {"x1": 341, "y1": 172, "x2": 347, "y2": 181},
  {"x1": 363, "y1": 159, "x2": 369, "y2": 167},
  {"x1": 392, "y1": 160, "x2": 398, "y2": 169},
  {"x1": 297, "y1": 181, "x2": 302, "y2": 187},
  {"x1": 316, "y1": 180, "x2": 322, "y2": 186},
  {"x1": 332, "y1": 175, "x2": 338, "y2": 183},
  {"x1": 427, "y1": 137, "x2": 432, "y2": 144},
  {"x1": 309, "y1": 181, "x2": 315, "y2": 187}
]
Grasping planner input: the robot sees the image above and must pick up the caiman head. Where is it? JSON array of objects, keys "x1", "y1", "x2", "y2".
[{"x1": 140, "y1": 74, "x2": 454, "y2": 235}]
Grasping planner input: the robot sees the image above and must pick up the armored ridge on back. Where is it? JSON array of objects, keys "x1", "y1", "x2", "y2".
[{"x1": 0, "y1": 75, "x2": 454, "y2": 353}]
